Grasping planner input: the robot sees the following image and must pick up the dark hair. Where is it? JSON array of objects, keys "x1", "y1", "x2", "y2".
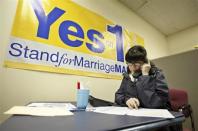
[{"x1": 125, "y1": 45, "x2": 147, "y2": 63}]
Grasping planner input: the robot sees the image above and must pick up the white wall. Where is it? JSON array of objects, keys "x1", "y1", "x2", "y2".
[
  {"x1": 0, "y1": 0, "x2": 169, "y2": 123},
  {"x1": 167, "y1": 25, "x2": 198, "y2": 55},
  {"x1": 0, "y1": 0, "x2": 18, "y2": 123}
]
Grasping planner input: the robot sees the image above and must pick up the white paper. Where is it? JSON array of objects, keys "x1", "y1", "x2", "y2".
[
  {"x1": 4, "y1": 106, "x2": 73, "y2": 116},
  {"x1": 27, "y1": 103, "x2": 76, "y2": 110},
  {"x1": 93, "y1": 106, "x2": 174, "y2": 118},
  {"x1": 94, "y1": 106, "x2": 128, "y2": 115},
  {"x1": 126, "y1": 108, "x2": 175, "y2": 118}
]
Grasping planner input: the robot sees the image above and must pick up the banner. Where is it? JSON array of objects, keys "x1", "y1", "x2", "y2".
[{"x1": 4, "y1": 0, "x2": 144, "y2": 79}]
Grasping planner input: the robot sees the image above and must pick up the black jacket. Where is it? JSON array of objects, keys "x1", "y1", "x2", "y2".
[{"x1": 115, "y1": 63, "x2": 171, "y2": 110}]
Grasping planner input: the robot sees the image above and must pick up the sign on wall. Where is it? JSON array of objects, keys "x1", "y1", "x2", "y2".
[{"x1": 4, "y1": 0, "x2": 144, "y2": 79}]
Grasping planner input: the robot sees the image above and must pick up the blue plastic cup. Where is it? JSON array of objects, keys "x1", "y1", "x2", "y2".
[{"x1": 77, "y1": 89, "x2": 90, "y2": 109}]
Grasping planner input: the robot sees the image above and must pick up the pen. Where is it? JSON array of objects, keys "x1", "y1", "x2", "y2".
[{"x1": 70, "y1": 108, "x2": 85, "y2": 112}]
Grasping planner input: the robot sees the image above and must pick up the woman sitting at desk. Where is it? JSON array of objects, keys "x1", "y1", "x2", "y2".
[
  {"x1": 115, "y1": 45, "x2": 171, "y2": 110},
  {"x1": 115, "y1": 45, "x2": 182, "y2": 131}
]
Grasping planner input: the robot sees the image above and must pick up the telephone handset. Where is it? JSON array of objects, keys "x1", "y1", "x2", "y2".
[{"x1": 132, "y1": 59, "x2": 149, "y2": 78}]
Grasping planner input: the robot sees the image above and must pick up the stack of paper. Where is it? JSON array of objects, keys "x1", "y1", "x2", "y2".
[
  {"x1": 27, "y1": 102, "x2": 76, "y2": 110},
  {"x1": 93, "y1": 106, "x2": 174, "y2": 118},
  {"x1": 4, "y1": 106, "x2": 73, "y2": 116}
]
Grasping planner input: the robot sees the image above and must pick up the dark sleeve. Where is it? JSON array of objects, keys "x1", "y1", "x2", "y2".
[
  {"x1": 115, "y1": 78, "x2": 127, "y2": 106},
  {"x1": 115, "y1": 76, "x2": 137, "y2": 106},
  {"x1": 136, "y1": 70, "x2": 170, "y2": 109}
]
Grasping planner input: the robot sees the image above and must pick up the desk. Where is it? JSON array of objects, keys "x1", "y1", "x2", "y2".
[{"x1": 0, "y1": 109, "x2": 185, "y2": 131}]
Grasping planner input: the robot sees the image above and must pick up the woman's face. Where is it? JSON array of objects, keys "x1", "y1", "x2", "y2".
[{"x1": 127, "y1": 61, "x2": 144, "y2": 73}]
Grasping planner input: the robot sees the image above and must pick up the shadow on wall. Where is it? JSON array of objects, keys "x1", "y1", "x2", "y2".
[{"x1": 153, "y1": 50, "x2": 198, "y2": 130}]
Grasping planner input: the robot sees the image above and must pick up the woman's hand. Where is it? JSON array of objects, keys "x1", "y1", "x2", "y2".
[
  {"x1": 141, "y1": 61, "x2": 151, "y2": 75},
  {"x1": 126, "y1": 98, "x2": 140, "y2": 109}
]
